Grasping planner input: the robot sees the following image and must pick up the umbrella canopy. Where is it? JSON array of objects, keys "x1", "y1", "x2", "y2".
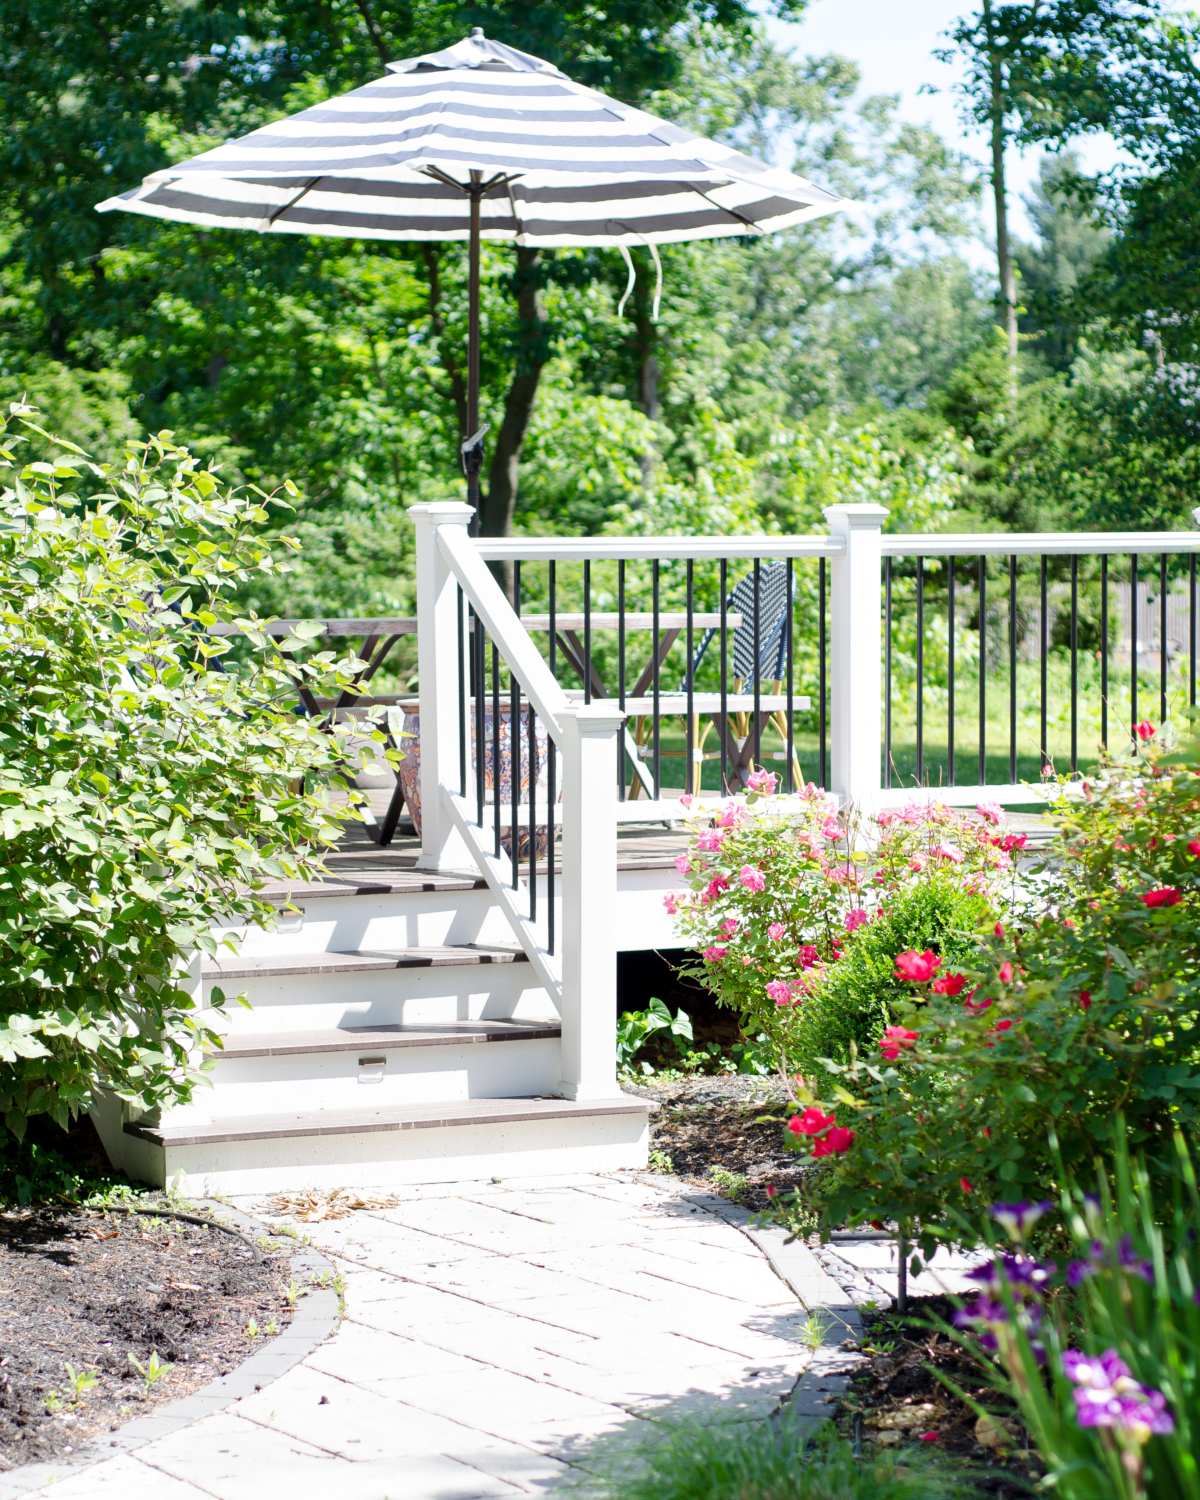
[
  {"x1": 97, "y1": 30, "x2": 846, "y2": 530},
  {"x1": 97, "y1": 31, "x2": 844, "y2": 246}
]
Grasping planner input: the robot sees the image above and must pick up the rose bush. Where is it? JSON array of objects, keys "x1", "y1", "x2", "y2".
[
  {"x1": 0, "y1": 402, "x2": 383, "y2": 1150},
  {"x1": 667, "y1": 778, "x2": 1011, "y2": 1072},
  {"x1": 764, "y1": 747, "x2": 1200, "y2": 1252}
]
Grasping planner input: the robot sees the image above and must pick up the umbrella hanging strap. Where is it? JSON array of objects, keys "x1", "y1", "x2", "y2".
[
  {"x1": 616, "y1": 243, "x2": 663, "y2": 323},
  {"x1": 617, "y1": 244, "x2": 636, "y2": 318}
]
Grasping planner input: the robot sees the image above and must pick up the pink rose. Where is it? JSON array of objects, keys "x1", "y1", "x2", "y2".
[
  {"x1": 739, "y1": 865, "x2": 765, "y2": 892},
  {"x1": 933, "y1": 841, "x2": 964, "y2": 864},
  {"x1": 679, "y1": 792, "x2": 695, "y2": 808},
  {"x1": 746, "y1": 768, "x2": 778, "y2": 794},
  {"x1": 674, "y1": 854, "x2": 691, "y2": 874},
  {"x1": 844, "y1": 908, "x2": 870, "y2": 934},
  {"x1": 716, "y1": 803, "x2": 747, "y2": 830},
  {"x1": 976, "y1": 801, "x2": 1004, "y2": 825},
  {"x1": 798, "y1": 944, "x2": 820, "y2": 969},
  {"x1": 696, "y1": 829, "x2": 726, "y2": 852},
  {"x1": 766, "y1": 979, "x2": 792, "y2": 1005},
  {"x1": 878, "y1": 1025, "x2": 918, "y2": 1060},
  {"x1": 703, "y1": 945, "x2": 728, "y2": 962},
  {"x1": 820, "y1": 815, "x2": 842, "y2": 840},
  {"x1": 767, "y1": 922, "x2": 785, "y2": 941},
  {"x1": 719, "y1": 918, "x2": 739, "y2": 937},
  {"x1": 663, "y1": 892, "x2": 680, "y2": 914}
]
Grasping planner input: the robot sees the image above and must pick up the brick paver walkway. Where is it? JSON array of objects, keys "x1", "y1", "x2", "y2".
[{"x1": 11, "y1": 1174, "x2": 839, "y2": 1500}]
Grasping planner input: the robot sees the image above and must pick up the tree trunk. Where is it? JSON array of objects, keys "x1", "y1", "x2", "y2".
[
  {"x1": 421, "y1": 244, "x2": 468, "y2": 445},
  {"x1": 985, "y1": 0, "x2": 1019, "y2": 372},
  {"x1": 480, "y1": 247, "x2": 552, "y2": 578},
  {"x1": 633, "y1": 252, "x2": 659, "y2": 493}
]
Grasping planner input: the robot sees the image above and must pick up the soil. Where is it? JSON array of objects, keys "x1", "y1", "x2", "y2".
[
  {"x1": 836, "y1": 1298, "x2": 1039, "y2": 1496},
  {"x1": 632, "y1": 1075, "x2": 811, "y2": 1213},
  {"x1": 0, "y1": 1201, "x2": 295, "y2": 1472}
]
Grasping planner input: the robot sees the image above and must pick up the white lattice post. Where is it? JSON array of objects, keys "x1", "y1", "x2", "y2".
[
  {"x1": 410, "y1": 501, "x2": 476, "y2": 874},
  {"x1": 824, "y1": 503, "x2": 888, "y2": 811},
  {"x1": 557, "y1": 702, "x2": 625, "y2": 1100}
]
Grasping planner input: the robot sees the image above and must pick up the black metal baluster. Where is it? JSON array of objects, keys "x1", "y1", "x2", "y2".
[
  {"x1": 753, "y1": 558, "x2": 762, "y2": 774},
  {"x1": 1070, "y1": 555, "x2": 1079, "y2": 774},
  {"x1": 457, "y1": 586, "x2": 467, "y2": 797},
  {"x1": 652, "y1": 560, "x2": 661, "y2": 800},
  {"x1": 720, "y1": 559, "x2": 729, "y2": 795},
  {"x1": 1192, "y1": 553, "x2": 1197, "y2": 711},
  {"x1": 512, "y1": 562, "x2": 521, "y2": 887},
  {"x1": 1131, "y1": 554, "x2": 1138, "y2": 747},
  {"x1": 786, "y1": 557, "x2": 795, "y2": 793},
  {"x1": 686, "y1": 559, "x2": 695, "y2": 796},
  {"x1": 1040, "y1": 554, "x2": 1049, "y2": 774},
  {"x1": 884, "y1": 555, "x2": 892, "y2": 789},
  {"x1": 475, "y1": 609, "x2": 485, "y2": 827},
  {"x1": 547, "y1": 725, "x2": 556, "y2": 957},
  {"x1": 548, "y1": 562, "x2": 557, "y2": 678},
  {"x1": 1101, "y1": 555, "x2": 1109, "y2": 751},
  {"x1": 583, "y1": 558, "x2": 592, "y2": 707},
  {"x1": 818, "y1": 557, "x2": 827, "y2": 790},
  {"x1": 948, "y1": 555, "x2": 956, "y2": 786},
  {"x1": 978, "y1": 556, "x2": 987, "y2": 786},
  {"x1": 1008, "y1": 557, "x2": 1017, "y2": 785},
  {"x1": 527, "y1": 699, "x2": 536, "y2": 923},
  {"x1": 510, "y1": 665, "x2": 519, "y2": 890},
  {"x1": 618, "y1": 558, "x2": 626, "y2": 799},
  {"x1": 491, "y1": 639, "x2": 501, "y2": 858},
  {"x1": 916, "y1": 556, "x2": 924, "y2": 785},
  {"x1": 1160, "y1": 552, "x2": 1168, "y2": 726}
]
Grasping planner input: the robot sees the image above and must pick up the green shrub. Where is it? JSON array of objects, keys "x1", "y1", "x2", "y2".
[
  {"x1": 0, "y1": 402, "x2": 380, "y2": 1147},
  {"x1": 790, "y1": 874, "x2": 992, "y2": 1083},
  {"x1": 950, "y1": 1130, "x2": 1200, "y2": 1500},
  {"x1": 569, "y1": 1414, "x2": 977, "y2": 1500},
  {"x1": 768, "y1": 751, "x2": 1200, "y2": 1251}
]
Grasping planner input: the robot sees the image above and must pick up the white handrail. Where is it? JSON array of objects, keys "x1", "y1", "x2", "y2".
[
  {"x1": 437, "y1": 524, "x2": 570, "y2": 735},
  {"x1": 882, "y1": 530, "x2": 1200, "y2": 557},
  {"x1": 473, "y1": 536, "x2": 846, "y2": 562}
]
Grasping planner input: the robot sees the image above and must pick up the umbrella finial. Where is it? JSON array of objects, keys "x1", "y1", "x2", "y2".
[{"x1": 471, "y1": 26, "x2": 484, "y2": 37}]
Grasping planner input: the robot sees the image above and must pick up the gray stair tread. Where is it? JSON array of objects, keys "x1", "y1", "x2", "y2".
[
  {"x1": 204, "y1": 944, "x2": 529, "y2": 980},
  {"x1": 257, "y1": 871, "x2": 490, "y2": 903},
  {"x1": 126, "y1": 1094, "x2": 651, "y2": 1147},
  {"x1": 213, "y1": 1020, "x2": 561, "y2": 1059}
]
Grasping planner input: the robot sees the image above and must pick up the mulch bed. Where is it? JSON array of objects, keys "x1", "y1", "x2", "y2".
[
  {"x1": 837, "y1": 1298, "x2": 1039, "y2": 1495},
  {"x1": 632, "y1": 1076, "x2": 811, "y2": 1212},
  {"x1": 0, "y1": 1202, "x2": 294, "y2": 1472}
]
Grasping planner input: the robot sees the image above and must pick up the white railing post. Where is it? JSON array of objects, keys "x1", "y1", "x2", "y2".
[
  {"x1": 409, "y1": 501, "x2": 476, "y2": 874},
  {"x1": 824, "y1": 503, "x2": 888, "y2": 811},
  {"x1": 557, "y1": 702, "x2": 625, "y2": 1100}
]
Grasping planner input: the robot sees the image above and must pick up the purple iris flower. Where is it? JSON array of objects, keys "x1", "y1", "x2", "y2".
[
  {"x1": 1064, "y1": 1348, "x2": 1175, "y2": 1442},
  {"x1": 966, "y1": 1254, "x2": 1055, "y2": 1296},
  {"x1": 1117, "y1": 1236, "x2": 1155, "y2": 1284},
  {"x1": 991, "y1": 1200, "x2": 1054, "y2": 1240}
]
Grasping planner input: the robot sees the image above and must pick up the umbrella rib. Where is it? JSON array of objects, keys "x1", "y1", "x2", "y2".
[
  {"x1": 264, "y1": 177, "x2": 323, "y2": 227},
  {"x1": 688, "y1": 186, "x2": 765, "y2": 235}
]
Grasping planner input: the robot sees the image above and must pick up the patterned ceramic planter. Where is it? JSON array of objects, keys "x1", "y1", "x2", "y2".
[{"x1": 395, "y1": 700, "x2": 553, "y2": 853}]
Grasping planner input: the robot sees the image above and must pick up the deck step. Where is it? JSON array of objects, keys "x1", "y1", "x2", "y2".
[
  {"x1": 211, "y1": 1020, "x2": 560, "y2": 1060},
  {"x1": 126, "y1": 1094, "x2": 650, "y2": 1148},
  {"x1": 204, "y1": 943, "x2": 528, "y2": 981}
]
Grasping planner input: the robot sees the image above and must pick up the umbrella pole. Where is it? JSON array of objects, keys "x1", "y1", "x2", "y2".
[{"x1": 465, "y1": 170, "x2": 483, "y2": 537}]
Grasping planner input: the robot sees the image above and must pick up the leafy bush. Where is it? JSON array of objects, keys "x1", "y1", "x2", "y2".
[
  {"x1": 768, "y1": 749, "x2": 1200, "y2": 1251},
  {"x1": 949, "y1": 1131, "x2": 1199, "y2": 1500},
  {"x1": 0, "y1": 402, "x2": 380, "y2": 1147},
  {"x1": 617, "y1": 998, "x2": 693, "y2": 1074},
  {"x1": 789, "y1": 873, "x2": 992, "y2": 1082},
  {"x1": 568, "y1": 1413, "x2": 977, "y2": 1500},
  {"x1": 667, "y1": 778, "x2": 1010, "y2": 1068}
]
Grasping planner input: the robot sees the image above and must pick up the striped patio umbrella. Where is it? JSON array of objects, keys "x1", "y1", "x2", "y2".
[{"x1": 97, "y1": 30, "x2": 846, "y2": 526}]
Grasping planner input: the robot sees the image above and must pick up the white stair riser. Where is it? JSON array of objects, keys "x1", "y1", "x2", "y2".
[
  {"x1": 167, "y1": 1038, "x2": 562, "y2": 1119},
  {"x1": 120, "y1": 1111, "x2": 650, "y2": 1193},
  {"x1": 200, "y1": 965, "x2": 554, "y2": 1033},
  {"x1": 215, "y1": 888, "x2": 511, "y2": 958},
  {"x1": 213, "y1": 868, "x2": 677, "y2": 961}
]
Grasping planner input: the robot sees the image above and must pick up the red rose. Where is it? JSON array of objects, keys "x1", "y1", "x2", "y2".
[{"x1": 1141, "y1": 887, "x2": 1182, "y2": 908}]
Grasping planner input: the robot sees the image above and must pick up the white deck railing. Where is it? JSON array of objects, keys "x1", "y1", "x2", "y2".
[{"x1": 412, "y1": 502, "x2": 1200, "y2": 1068}]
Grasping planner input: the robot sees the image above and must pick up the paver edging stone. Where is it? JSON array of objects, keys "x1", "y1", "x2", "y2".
[
  {"x1": 640, "y1": 1179, "x2": 868, "y2": 1438},
  {"x1": 0, "y1": 1198, "x2": 341, "y2": 1498}
]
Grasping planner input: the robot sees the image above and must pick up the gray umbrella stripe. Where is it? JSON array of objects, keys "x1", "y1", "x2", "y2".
[
  {"x1": 246, "y1": 105, "x2": 624, "y2": 129},
  {"x1": 124, "y1": 186, "x2": 785, "y2": 239},
  {"x1": 203, "y1": 122, "x2": 684, "y2": 154},
  {"x1": 163, "y1": 147, "x2": 716, "y2": 176}
]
